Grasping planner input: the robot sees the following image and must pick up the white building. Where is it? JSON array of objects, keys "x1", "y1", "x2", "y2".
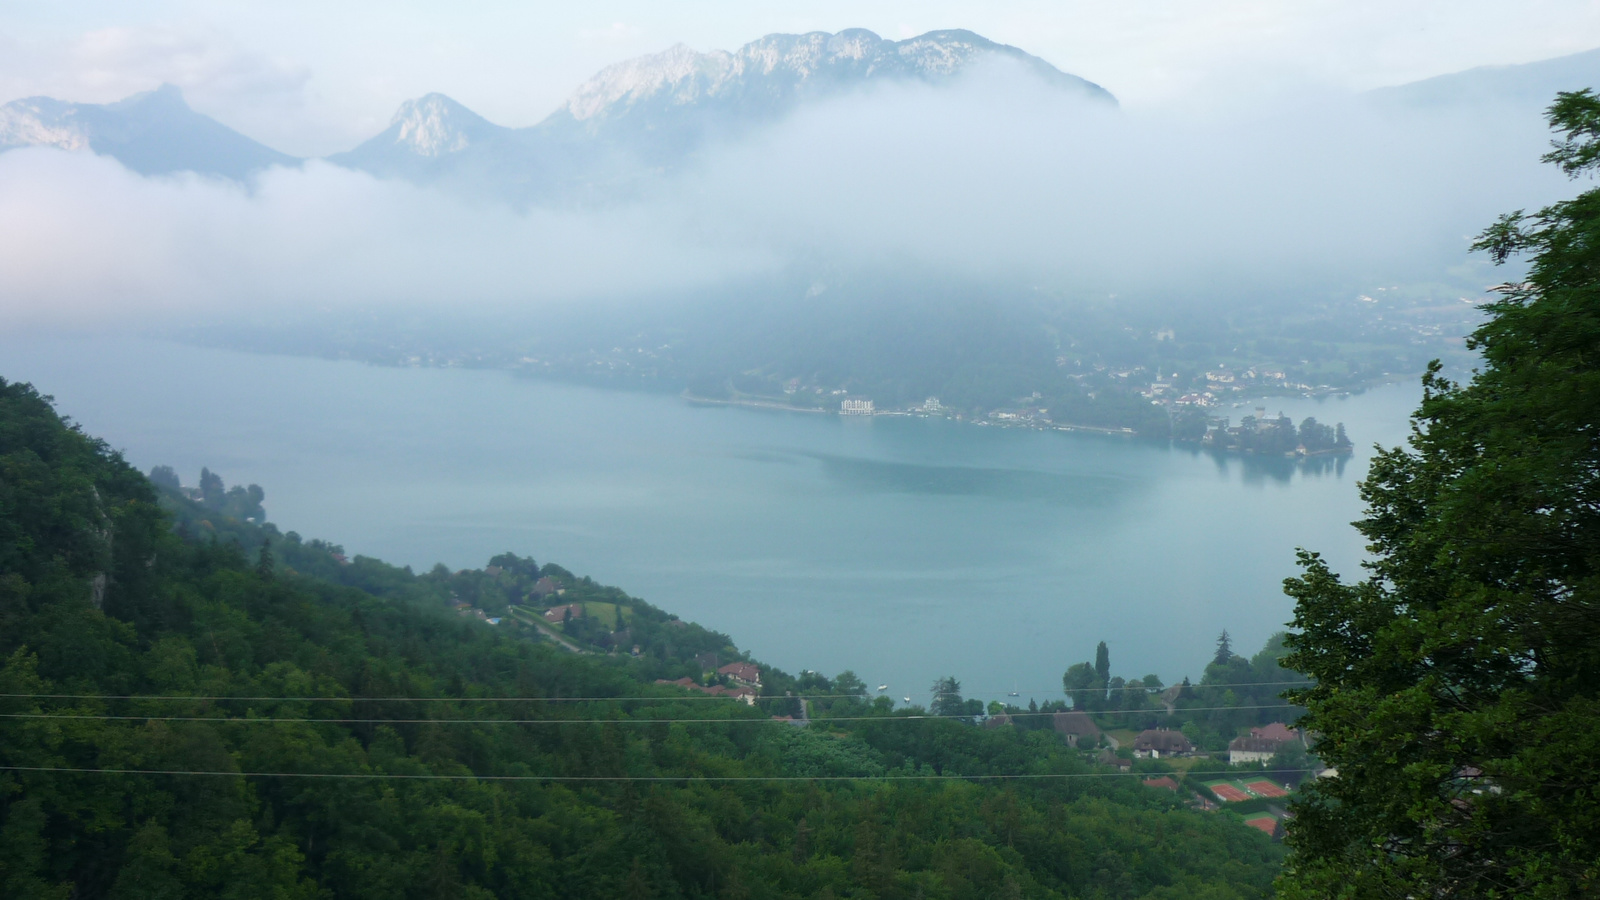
[{"x1": 841, "y1": 399, "x2": 874, "y2": 415}]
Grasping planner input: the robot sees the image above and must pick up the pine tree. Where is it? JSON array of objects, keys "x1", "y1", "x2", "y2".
[{"x1": 1212, "y1": 630, "x2": 1232, "y2": 666}]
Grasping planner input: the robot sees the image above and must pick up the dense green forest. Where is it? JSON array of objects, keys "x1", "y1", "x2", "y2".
[{"x1": 0, "y1": 378, "x2": 1284, "y2": 899}]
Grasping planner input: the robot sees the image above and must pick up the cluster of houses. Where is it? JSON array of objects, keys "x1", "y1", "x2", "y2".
[
  {"x1": 991, "y1": 712, "x2": 1301, "y2": 769},
  {"x1": 654, "y1": 662, "x2": 764, "y2": 706}
]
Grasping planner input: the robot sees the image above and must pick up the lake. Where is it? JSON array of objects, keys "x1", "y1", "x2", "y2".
[{"x1": 3, "y1": 336, "x2": 1418, "y2": 706}]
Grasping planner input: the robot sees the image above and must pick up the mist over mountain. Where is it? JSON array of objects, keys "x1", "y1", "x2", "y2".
[
  {"x1": 0, "y1": 28, "x2": 1111, "y2": 204},
  {"x1": 1365, "y1": 45, "x2": 1600, "y2": 109},
  {"x1": 328, "y1": 28, "x2": 1112, "y2": 202},
  {"x1": 0, "y1": 83, "x2": 296, "y2": 179},
  {"x1": 0, "y1": 30, "x2": 1594, "y2": 413}
]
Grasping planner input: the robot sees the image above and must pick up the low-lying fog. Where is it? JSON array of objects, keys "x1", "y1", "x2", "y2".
[{"x1": 0, "y1": 61, "x2": 1569, "y2": 332}]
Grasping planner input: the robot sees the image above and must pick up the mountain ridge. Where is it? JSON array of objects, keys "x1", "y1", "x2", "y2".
[
  {"x1": 326, "y1": 27, "x2": 1115, "y2": 198},
  {"x1": 0, "y1": 82, "x2": 297, "y2": 178}
]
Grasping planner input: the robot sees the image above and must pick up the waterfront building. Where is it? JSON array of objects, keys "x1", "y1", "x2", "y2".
[{"x1": 841, "y1": 399, "x2": 874, "y2": 415}]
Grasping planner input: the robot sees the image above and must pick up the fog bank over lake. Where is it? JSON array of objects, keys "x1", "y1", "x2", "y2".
[{"x1": 4, "y1": 337, "x2": 1417, "y2": 702}]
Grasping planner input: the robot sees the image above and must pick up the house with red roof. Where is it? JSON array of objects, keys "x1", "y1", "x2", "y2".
[
  {"x1": 1229, "y1": 723, "x2": 1299, "y2": 764},
  {"x1": 1250, "y1": 722, "x2": 1297, "y2": 742},
  {"x1": 717, "y1": 662, "x2": 761, "y2": 687},
  {"x1": 543, "y1": 603, "x2": 584, "y2": 624}
]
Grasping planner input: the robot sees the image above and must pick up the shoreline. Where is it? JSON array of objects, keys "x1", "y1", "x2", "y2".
[
  {"x1": 681, "y1": 390, "x2": 1367, "y2": 457},
  {"x1": 680, "y1": 391, "x2": 830, "y2": 413}
]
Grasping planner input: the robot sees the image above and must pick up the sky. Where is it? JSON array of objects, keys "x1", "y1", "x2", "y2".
[{"x1": 3, "y1": 1, "x2": 1600, "y2": 156}]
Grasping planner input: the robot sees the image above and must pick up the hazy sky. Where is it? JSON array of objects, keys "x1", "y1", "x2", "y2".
[{"x1": 3, "y1": 1, "x2": 1600, "y2": 156}]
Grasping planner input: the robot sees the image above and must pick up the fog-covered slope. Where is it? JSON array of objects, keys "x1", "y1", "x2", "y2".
[
  {"x1": 0, "y1": 83, "x2": 297, "y2": 178},
  {"x1": 1366, "y1": 46, "x2": 1600, "y2": 108}
]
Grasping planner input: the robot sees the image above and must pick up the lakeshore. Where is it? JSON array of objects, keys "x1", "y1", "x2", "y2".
[{"x1": 1, "y1": 334, "x2": 1413, "y2": 697}]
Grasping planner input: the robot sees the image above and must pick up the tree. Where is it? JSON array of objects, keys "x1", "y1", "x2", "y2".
[
  {"x1": 1062, "y1": 663, "x2": 1099, "y2": 709},
  {"x1": 1280, "y1": 92, "x2": 1600, "y2": 898},
  {"x1": 199, "y1": 467, "x2": 224, "y2": 509},
  {"x1": 929, "y1": 675, "x2": 964, "y2": 717},
  {"x1": 148, "y1": 465, "x2": 180, "y2": 491},
  {"x1": 833, "y1": 670, "x2": 867, "y2": 697},
  {"x1": 255, "y1": 538, "x2": 274, "y2": 580},
  {"x1": 1094, "y1": 640, "x2": 1110, "y2": 684},
  {"x1": 1212, "y1": 630, "x2": 1232, "y2": 667}
]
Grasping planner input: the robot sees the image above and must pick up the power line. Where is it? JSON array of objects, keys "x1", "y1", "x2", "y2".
[
  {"x1": 0, "y1": 764, "x2": 1319, "y2": 783},
  {"x1": 0, "y1": 704, "x2": 1302, "y2": 726},
  {"x1": 0, "y1": 681, "x2": 1313, "y2": 704}
]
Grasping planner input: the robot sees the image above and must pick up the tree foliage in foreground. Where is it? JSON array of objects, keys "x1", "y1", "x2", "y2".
[
  {"x1": 1279, "y1": 91, "x2": 1600, "y2": 898},
  {"x1": 0, "y1": 379, "x2": 1282, "y2": 899}
]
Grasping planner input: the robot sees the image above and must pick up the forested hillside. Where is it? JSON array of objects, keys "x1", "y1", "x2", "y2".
[{"x1": 0, "y1": 378, "x2": 1282, "y2": 899}]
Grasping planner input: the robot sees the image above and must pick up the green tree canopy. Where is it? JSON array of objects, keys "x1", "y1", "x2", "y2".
[{"x1": 1279, "y1": 91, "x2": 1600, "y2": 898}]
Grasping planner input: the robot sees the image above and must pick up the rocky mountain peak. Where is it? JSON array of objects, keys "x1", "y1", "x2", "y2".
[
  {"x1": 386, "y1": 93, "x2": 496, "y2": 157},
  {"x1": 557, "y1": 28, "x2": 1114, "y2": 126}
]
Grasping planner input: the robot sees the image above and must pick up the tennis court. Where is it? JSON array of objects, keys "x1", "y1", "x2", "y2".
[
  {"x1": 1246, "y1": 779, "x2": 1289, "y2": 798},
  {"x1": 1244, "y1": 815, "x2": 1278, "y2": 835},
  {"x1": 1207, "y1": 782, "x2": 1253, "y2": 802}
]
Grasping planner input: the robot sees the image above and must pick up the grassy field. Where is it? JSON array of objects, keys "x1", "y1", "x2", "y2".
[{"x1": 582, "y1": 601, "x2": 631, "y2": 629}]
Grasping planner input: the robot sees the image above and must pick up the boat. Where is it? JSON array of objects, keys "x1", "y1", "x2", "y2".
[
  {"x1": 903, "y1": 697, "x2": 911, "y2": 704},
  {"x1": 877, "y1": 684, "x2": 888, "y2": 692},
  {"x1": 1008, "y1": 679, "x2": 1019, "y2": 698}
]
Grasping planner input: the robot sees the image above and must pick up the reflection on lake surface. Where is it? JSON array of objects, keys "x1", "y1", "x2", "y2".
[{"x1": 2, "y1": 337, "x2": 1418, "y2": 704}]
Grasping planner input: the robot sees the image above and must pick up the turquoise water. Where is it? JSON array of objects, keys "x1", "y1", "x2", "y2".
[{"x1": 3, "y1": 336, "x2": 1417, "y2": 704}]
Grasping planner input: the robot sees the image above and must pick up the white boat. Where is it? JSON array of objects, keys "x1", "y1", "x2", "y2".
[
  {"x1": 903, "y1": 696, "x2": 911, "y2": 704},
  {"x1": 877, "y1": 684, "x2": 888, "y2": 692}
]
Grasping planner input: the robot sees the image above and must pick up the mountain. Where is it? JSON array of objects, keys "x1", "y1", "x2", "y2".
[
  {"x1": 537, "y1": 28, "x2": 1113, "y2": 157},
  {"x1": 1366, "y1": 46, "x2": 1600, "y2": 109},
  {"x1": 326, "y1": 92, "x2": 519, "y2": 181},
  {"x1": 327, "y1": 28, "x2": 1115, "y2": 200},
  {"x1": 0, "y1": 83, "x2": 297, "y2": 178},
  {"x1": 0, "y1": 29, "x2": 1106, "y2": 193}
]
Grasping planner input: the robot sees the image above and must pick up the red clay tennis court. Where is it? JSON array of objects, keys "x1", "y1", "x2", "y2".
[
  {"x1": 1208, "y1": 783, "x2": 1252, "y2": 802},
  {"x1": 1245, "y1": 780, "x2": 1289, "y2": 798},
  {"x1": 1244, "y1": 816, "x2": 1277, "y2": 835}
]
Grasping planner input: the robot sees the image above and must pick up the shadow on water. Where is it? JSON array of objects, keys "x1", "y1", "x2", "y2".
[
  {"x1": 796, "y1": 452, "x2": 1128, "y2": 503},
  {"x1": 1198, "y1": 448, "x2": 1351, "y2": 484}
]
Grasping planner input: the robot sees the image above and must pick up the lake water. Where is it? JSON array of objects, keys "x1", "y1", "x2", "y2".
[{"x1": 3, "y1": 336, "x2": 1419, "y2": 705}]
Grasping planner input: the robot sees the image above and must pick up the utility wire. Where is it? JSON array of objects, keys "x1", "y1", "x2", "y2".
[
  {"x1": 0, "y1": 704, "x2": 1302, "y2": 725},
  {"x1": 0, "y1": 764, "x2": 1319, "y2": 783},
  {"x1": 0, "y1": 681, "x2": 1314, "y2": 704}
]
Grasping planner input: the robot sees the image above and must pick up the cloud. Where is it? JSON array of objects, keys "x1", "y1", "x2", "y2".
[
  {"x1": 0, "y1": 150, "x2": 767, "y2": 330},
  {"x1": 667, "y1": 60, "x2": 1569, "y2": 297},
  {"x1": 0, "y1": 59, "x2": 1576, "y2": 334},
  {"x1": 68, "y1": 25, "x2": 310, "y2": 105}
]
